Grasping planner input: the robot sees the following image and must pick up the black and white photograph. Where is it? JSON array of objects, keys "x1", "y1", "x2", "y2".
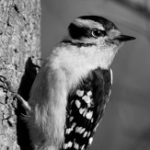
[{"x1": 0, "y1": 0, "x2": 149, "y2": 150}]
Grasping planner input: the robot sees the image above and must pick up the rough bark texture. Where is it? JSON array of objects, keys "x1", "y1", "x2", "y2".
[{"x1": 0, "y1": 0, "x2": 41, "y2": 150}]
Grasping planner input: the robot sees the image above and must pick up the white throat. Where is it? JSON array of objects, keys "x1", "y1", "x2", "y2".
[{"x1": 50, "y1": 43, "x2": 118, "y2": 89}]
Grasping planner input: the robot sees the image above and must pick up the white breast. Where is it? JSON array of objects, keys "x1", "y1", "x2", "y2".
[
  {"x1": 50, "y1": 44, "x2": 100, "y2": 90},
  {"x1": 50, "y1": 43, "x2": 117, "y2": 90}
]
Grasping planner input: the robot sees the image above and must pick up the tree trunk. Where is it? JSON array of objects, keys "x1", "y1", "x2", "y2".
[{"x1": 0, "y1": 0, "x2": 41, "y2": 150}]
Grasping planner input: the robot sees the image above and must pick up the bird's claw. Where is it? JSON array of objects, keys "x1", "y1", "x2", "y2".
[
  {"x1": 15, "y1": 94, "x2": 31, "y2": 112},
  {"x1": 0, "y1": 75, "x2": 31, "y2": 112},
  {"x1": 0, "y1": 75, "x2": 11, "y2": 91}
]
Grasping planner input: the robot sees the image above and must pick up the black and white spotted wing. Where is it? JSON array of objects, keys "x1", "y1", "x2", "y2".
[{"x1": 62, "y1": 68, "x2": 112, "y2": 150}]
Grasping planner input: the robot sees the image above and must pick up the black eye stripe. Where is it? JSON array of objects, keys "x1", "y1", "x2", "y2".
[
  {"x1": 68, "y1": 23, "x2": 91, "y2": 39},
  {"x1": 68, "y1": 23, "x2": 107, "y2": 40}
]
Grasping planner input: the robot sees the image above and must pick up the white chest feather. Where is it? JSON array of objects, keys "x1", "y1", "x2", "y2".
[{"x1": 50, "y1": 44, "x2": 117, "y2": 90}]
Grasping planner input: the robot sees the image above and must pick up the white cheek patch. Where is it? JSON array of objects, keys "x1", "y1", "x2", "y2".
[{"x1": 108, "y1": 29, "x2": 121, "y2": 39}]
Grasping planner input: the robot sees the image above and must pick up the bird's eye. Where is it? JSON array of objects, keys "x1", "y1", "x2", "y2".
[{"x1": 91, "y1": 29, "x2": 106, "y2": 38}]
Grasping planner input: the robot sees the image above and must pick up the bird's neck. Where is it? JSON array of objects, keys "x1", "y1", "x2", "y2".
[{"x1": 50, "y1": 43, "x2": 116, "y2": 89}]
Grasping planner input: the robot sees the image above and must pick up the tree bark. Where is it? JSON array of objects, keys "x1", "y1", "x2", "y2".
[{"x1": 0, "y1": 0, "x2": 41, "y2": 150}]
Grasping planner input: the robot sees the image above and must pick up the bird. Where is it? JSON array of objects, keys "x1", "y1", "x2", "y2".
[{"x1": 27, "y1": 15, "x2": 135, "y2": 150}]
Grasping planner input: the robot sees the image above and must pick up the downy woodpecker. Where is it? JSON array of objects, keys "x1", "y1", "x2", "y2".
[{"x1": 27, "y1": 15, "x2": 135, "y2": 150}]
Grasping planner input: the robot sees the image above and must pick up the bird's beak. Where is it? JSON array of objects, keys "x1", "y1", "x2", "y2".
[{"x1": 114, "y1": 34, "x2": 136, "y2": 42}]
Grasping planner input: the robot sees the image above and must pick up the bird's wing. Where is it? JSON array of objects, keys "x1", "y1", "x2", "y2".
[{"x1": 62, "y1": 68, "x2": 112, "y2": 150}]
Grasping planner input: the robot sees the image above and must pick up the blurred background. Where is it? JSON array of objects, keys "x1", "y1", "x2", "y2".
[{"x1": 41, "y1": 0, "x2": 150, "y2": 150}]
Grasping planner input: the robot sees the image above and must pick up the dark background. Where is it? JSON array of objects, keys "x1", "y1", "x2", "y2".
[{"x1": 41, "y1": 0, "x2": 150, "y2": 150}]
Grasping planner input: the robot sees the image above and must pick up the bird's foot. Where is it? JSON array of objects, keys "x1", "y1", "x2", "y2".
[{"x1": 0, "y1": 75, "x2": 31, "y2": 112}]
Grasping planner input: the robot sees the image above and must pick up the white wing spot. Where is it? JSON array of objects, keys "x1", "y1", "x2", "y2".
[
  {"x1": 87, "y1": 131, "x2": 91, "y2": 137},
  {"x1": 81, "y1": 128, "x2": 85, "y2": 134},
  {"x1": 75, "y1": 127, "x2": 82, "y2": 133},
  {"x1": 81, "y1": 145, "x2": 85, "y2": 150},
  {"x1": 75, "y1": 127, "x2": 85, "y2": 134},
  {"x1": 89, "y1": 137, "x2": 93, "y2": 145},
  {"x1": 87, "y1": 91, "x2": 92, "y2": 96},
  {"x1": 86, "y1": 111, "x2": 93, "y2": 119},
  {"x1": 63, "y1": 141, "x2": 73, "y2": 149},
  {"x1": 66, "y1": 123, "x2": 76, "y2": 134},
  {"x1": 66, "y1": 128, "x2": 72, "y2": 134},
  {"x1": 79, "y1": 108, "x2": 84, "y2": 115},
  {"x1": 82, "y1": 95, "x2": 90, "y2": 102},
  {"x1": 76, "y1": 90, "x2": 84, "y2": 97},
  {"x1": 83, "y1": 109, "x2": 87, "y2": 117},
  {"x1": 82, "y1": 95, "x2": 92, "y2": 106},
  {"x1": 79, "y1": 108, "x2": 87, "y2": 116},
  {"x1": 63, "y1": 143, "x2": 68, "y2": 149},
  {"x1": 83, "y1": 131, "x2": 88, "y2": 137},
  {"x1": 69, "y1": 116, "x2": 74, "y2": 122},
  {"x1": 74, "y1": 142, "x2": 79, "y2": 149},
  {"x1": 68, "y1": 141, "x2": 73, "y2": 148},
  {"x1": 75, "y1": 100, "x2": 81, "y2": 108},
  {"x1": 81, "y1": 128, "x2": 86, "y2": 134},
  {"x1": 70, "y1": 123, "x2": 76, "y2": 130}
]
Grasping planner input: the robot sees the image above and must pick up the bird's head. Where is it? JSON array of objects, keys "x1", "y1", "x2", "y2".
[
  {"x1": 68, "y1": 15, "x2": 135, "y2": 48},
  {"x1": 63, "y1": 15, "x2": 135, "y2": 69}
]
